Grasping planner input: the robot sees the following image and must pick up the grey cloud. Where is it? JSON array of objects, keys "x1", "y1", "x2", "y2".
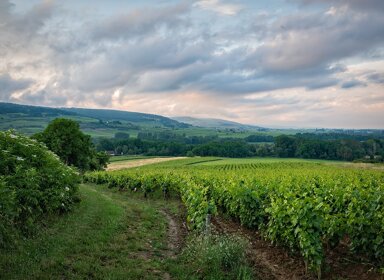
[
  {"x1": 200, "y1": 69, "x2": 340, "y2": 94},
  {"x1": 366, "y1": 73, "x2": 384, "y2": 84},
  {"x1": 65, "y1": 35, "x2": 216, "y2": 92},
  {"x1": 137, "y1": 60, "x2": 223, "y2": 92},
  {"x1": 247, "y1": 12, "x2": 384, "y2": 73},
  {"x1": 0, "y1": 0, "x2": 13, "y2": 21},
  {"x1": 18, "y1": 89, "x2": 50, "y2": 105},
  {"x1": 0, "y1": 1, "x2": 56, "y2": 81},
  {"x1": 0, "y1": 0, "x2": 55, "y2": 39},
  {"x1": 341, "y1": 80, "x2": 367, "y2": 89},
  {"x1": 213, "y1": 5, "x2": 384, "y2": 94},
  {"x1": 91, "y1": 2, "x2": 190, "y2": 40},
  {"x1": 306, "y1": 78, "x2": 339, "y2": 90},
  {"x1": 0, "y1": 74, "x2": 32, "y2": 101},
  {"x1": 294, "y1": 0, "x2": 384, "y2": 12}
]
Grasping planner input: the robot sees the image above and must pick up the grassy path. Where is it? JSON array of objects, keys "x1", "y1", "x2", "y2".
[{"x1": 0, "y1": 184, "x2": 182, "y2": 280}]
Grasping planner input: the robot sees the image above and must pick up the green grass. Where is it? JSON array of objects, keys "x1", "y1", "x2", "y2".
[
  {"x1": 0, "y1": 184, "x2": 178, "y2": 280},
  {"x1": 169, "y1": 234, "x2": 253, "y2": 280},
  {"x1": 0, "y1": 177, "x2": 256, "y2": 279}
]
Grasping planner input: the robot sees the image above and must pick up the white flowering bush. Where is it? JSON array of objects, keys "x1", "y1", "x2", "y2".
[{"x1": 0, "y1": 130, "x2": 80, "y2": 247}]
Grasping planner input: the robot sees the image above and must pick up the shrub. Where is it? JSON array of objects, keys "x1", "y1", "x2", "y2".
[{"x1": 0, "y1": 130, "x2": 80, "y2": 247}]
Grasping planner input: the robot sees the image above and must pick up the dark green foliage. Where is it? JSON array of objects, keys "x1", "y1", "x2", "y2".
[
  {"x1": 93, "y1": 151, "x2": 110, "y2": 170},
  {"x1": 36, "y1": 118, "x2": 110, "y2": 171},
  {"x1": 275, "y1": 135, "x2": 384, "y2": 162},
  {"x1": 97, "y1": 137, "x2": 191, "y2": 157},
  {"x1": 245, "y1": 134, "x2": 274, "y2": 142},
  {"x1": 0, "y1": 131, "x2": 79, "y2": 246},
  {"x1": 296, "y1": 132, "x2": 384, "y2": 141},
  {"x1": 275, "y1": 135, "x2": 297, "y2": 157},
  {"x1": 97, "y1": 134, "x2": 384, "y2": 161},
  {"x1": 36, "y1": 118, "x2": 93, "y2": 169},
  {"x1": 114, "y1": 132, "x2": 130, "y2": 139},
  {"x1": 192, "y1": 141, "x2": 251, "y2": 158}
]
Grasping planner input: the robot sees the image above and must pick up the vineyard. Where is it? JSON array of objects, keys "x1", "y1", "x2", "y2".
[{"x1": 85, "y1": 159, "x2": 384, "y2": 276}]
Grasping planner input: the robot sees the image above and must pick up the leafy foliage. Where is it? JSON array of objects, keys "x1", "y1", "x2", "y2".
[
  {"x1": 0, "y1": 130, "x2": 80, "y2": 246},
  {"x1": 86, "y1": 160, "x2": 384, "y2": 274}
]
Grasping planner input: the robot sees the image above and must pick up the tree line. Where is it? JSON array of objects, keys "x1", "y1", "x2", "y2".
[
  {"x1": 26, "y1": 118, "x2": 384, "y2": 163},
  {"x1": 275, "y1": 135, "x2": 384, "y2": 162},
  {"x1": 96, "y1": 134, "x2": 384, "y2": 162}
]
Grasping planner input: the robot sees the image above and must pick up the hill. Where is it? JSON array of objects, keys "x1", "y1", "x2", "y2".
[
  {"x1": 0, "y1": 102, "x2": 190, "y2": 137},
  {"x1": 62, "y1": 107, "x2": 188, "y2": 128},
  {"x1": 172, "y1": 116, "x2": 265, "y2": 131},
  {"x1": 0, "y1": 102, "x2": 76, "y2": 117}
]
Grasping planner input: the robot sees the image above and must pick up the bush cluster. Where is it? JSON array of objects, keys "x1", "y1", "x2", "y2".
[{"x1": 0, "y1": 130, "x2": 80, "y2": 247}]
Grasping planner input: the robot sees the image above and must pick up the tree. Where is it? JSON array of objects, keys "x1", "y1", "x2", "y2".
[
  {"x1": 274, "y1": 135, "x2": 297, "y2": 157},
  {"x1": 35, "y1": 118, "x2": 109, "y2": 171}
]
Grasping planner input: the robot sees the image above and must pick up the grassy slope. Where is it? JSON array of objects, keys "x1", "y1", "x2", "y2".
[{"x1": 0, "y1": 184, "x2": 180, "y2": 280}]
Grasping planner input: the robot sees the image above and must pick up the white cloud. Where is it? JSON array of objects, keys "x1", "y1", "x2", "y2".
[{"x1": 196, "y1": 0, "x2": 243, "y2": 15}]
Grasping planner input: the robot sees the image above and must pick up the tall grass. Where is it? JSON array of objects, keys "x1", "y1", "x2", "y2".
[{"x1": 170, "y1": 234, "x2": 254, "y2": 280}]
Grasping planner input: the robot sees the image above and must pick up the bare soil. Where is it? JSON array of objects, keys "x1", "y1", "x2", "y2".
[
  {"x1": 159, "y1": 209, "x2": 184, "y2": 258},
  {"x1": 107, "y1": 157, "x2": 187, "y2": 171},
  {"x1": 159, "y1": 204, "x2": 188, "y2": 280}
]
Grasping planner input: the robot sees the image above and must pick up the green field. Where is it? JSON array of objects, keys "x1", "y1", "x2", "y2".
[
  {"x1": 3, "y1": 156, "x2": 383, "y2": 279},
  {"x1": 86, "y1": 157, "x2": 384, "y2": 278}
]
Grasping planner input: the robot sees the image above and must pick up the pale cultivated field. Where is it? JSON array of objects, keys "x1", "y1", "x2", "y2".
[{"x1": 107, "y1": 157, "x2": 186, "y2": 171}]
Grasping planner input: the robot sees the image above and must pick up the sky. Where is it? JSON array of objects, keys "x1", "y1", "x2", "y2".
[{"x1": 0, "y1": 0, "x2": 384, "y2": 129}]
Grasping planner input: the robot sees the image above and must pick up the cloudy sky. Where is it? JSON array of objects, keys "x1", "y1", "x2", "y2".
[{"x1": 1, "y1": 0, "x2": 384, "y2": 128}]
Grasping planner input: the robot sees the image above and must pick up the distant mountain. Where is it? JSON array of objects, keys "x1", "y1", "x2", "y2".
[
  {"x1": 172, "y1": 116, "x2": 265, "y2": 131},
  {"x1": 62, "y1": 107, "x2": 189, "y2": 128}
]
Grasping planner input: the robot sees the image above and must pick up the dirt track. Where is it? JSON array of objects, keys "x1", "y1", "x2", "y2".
[{"x1": 107, "y1": 157, "x2": 186, "y2": 171}]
